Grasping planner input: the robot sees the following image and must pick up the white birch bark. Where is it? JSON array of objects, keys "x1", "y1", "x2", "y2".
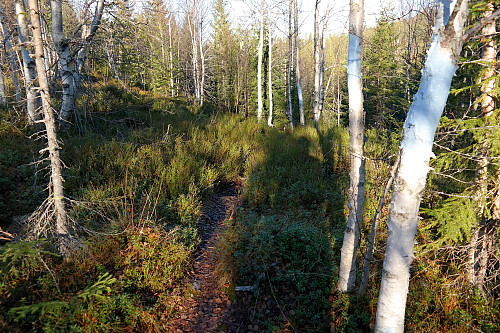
[
  {"x1": 267, "y1": 5, "x2": 273, "y2": 127},
  {"x1": 0, "y1": 60, "x2": 6, "y2": 105},
  {"x1": 313, "y1": 0, "x2": 321, "y2": 123},
  {"x1": 338, "y1": 0, "x2": 365, "y2": 293},
  {"x1": 257, "y1": 0, "x2": 264, "y2": 122},
  {"x1": 75, "y1": 0, "x2": 105, "y2": 89},
  {"x1": 198, "y1": 18, "x2": 205, "y2": 105},
  {"x1": 374, "y1": 1, "x2": 469, "y2": 331},
  {"x1": 294, "y1": 0, "x2": 304, "y2": 126},
  {"x1": 169, "y1": 15, "x2": 175, "y2": 97},
  {"x1": 318, "y1": 18, "x2": 327, "y2": 119},
  {"x1": 480, "y1": 2, "x2": 496, "y2": 117},
  {"x1": 187, "y1": 13, "x2": 200, "y2": 104},
  {"x1": 28, "y1": 0, "x2": 69, "y2": 257},
  {"x1": 286, "y1": 0, "x2": 293, "y2": 129},
  {"x1": 51, "y1": 0, "x2": 76, "y2": 122},
  {"x1": 0, "y1": 3, "x2": 22, "y2": 102},
  {"x1": 15, "y1": 0, "x2": 40, "y2": 122}
]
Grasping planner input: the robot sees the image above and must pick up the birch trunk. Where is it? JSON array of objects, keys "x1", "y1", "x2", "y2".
[
  {"x1": 267, "y1": 6, "x2": 273, "y2": 127},
  {"x1": 0, "y1": 59, "x2": 6, "y2": 105},
  {"x1": 374, "y1": 1, "x2": 469, "y2": 331},
  {"x1": 480, "y1": 1, "x2": 496, "y2": 117},
  {"x1": 169, "y1": 15, "x2": 175, "y2": 97},
  {"x1": 198, "y1": 19, "x2": 205, "y2": 106},
  {"x1": 338, "y1": 0, "x2": 365, "y2": 293},
  {"x1": 0, "y1": 3, "x2": 22, "y2": 102},
  {"x1": 28, "y1": 0, "x2": 69, "y2": 257},
  {"x1": 318, "y1": 19, "x2": 327, "y2": 118},
  {"x1": 286, "y1": 0, "x2": 293, "y2": 129},
  {"x1": 294, "y1": 0, "x2": 304, "y2": 126},
  {"x1": 358, "y1": 152, "x2": 400, "y2": 296},
  {"x1": 75, "y1": 0, "x2": 105, "y2": 90},
  {"x1": 313, "y1": 0, "x2": 321, "y2": 123},
  {"x1": 15, "y1": 0, "x2": 40, "y2": 122},
  {"x1": 257, "y1": 1, "x2": 264, "y2": 122},
  {"x1": 187, "y1": 13, "x2": 200, "y2": 104},
  {"x1": 51, "y1": 0, "x2": 76, "y2": 122}
]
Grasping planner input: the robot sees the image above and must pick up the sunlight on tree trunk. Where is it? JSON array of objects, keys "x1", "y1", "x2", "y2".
[
  {"x1": 29, "y1": 0, "x2": 70, "y2": 257},
  {"x1": 338, "y1": 0, "x2": 365, "y2": 293},
  {"x1": 374, "y1": 1, "x2": 469, "y2": 331},
  {"x1": 15, "y1": 0, "x2": 40, "y2": 123}
]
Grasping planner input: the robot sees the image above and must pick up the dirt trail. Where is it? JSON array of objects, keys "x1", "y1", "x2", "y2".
[{"x1": 165, "y1": 183, "x2": 251, "y2": 333}]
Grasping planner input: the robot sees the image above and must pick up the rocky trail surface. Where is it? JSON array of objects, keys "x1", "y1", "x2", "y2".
[{"x1": 164, "y1": 183, "x2": 253, "y2": 332}]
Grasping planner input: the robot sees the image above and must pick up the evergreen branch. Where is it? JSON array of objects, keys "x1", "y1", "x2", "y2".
[{"x1": 463, "y1": 8, "x2": 500, "y2": 44}]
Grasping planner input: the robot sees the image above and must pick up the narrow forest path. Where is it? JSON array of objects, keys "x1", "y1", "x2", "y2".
[{"x1": 165, "y1": 183, "x2": 251, "y2": 333}]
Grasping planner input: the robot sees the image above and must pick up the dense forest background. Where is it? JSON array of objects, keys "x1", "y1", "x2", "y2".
[{"x1": 0, "y1": 0, "x2": 498, "y2": 331}]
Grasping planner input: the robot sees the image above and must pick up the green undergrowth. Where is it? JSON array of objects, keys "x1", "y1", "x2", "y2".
[{"x1": 1, "y1": 82, "x2": 498, "y2": 331}]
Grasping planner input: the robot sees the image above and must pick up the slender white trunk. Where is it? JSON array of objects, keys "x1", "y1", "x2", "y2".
[
  {"x1": 187, "y1": 13, "x2": 200, "y2": 104},
  {"x1": 198, "y1": 19, "x2": 205, "y2": 105},
  {"x1": 51, "y1": 0, "x2": 76, "y2": 122},
  {"x1": 313, "y1": 0, "x2": 321, "y2": 123},
  {"x1": 168, "y1": 15, "x2": 175, "y2": 97},
  {"x1": 286, "y1": 0, "x2": 293, "y2": 128},
  {"x1": 0, "y1": 3, "x2": 22, "y2": 102},
  {"x1": 0, "y1": 59, "x2": 6, "y2": 105},
  {"x1": 257, "y1": 1, "x2": 264, "y2": 122},
  {"x1": 359, "y1": 152, "x2": 400, "y2": 296},
  {"x1": 28, "y1": 0, "x2": 69, "y2": 257},
  {"x1": 338, "y1": 0, "x2": 365, "y2": 293},
  {"x1": 294, "y1": 0, "x2": 304, "y2": 126},
  {"x1": 15, "y1": 0, "x2": 40, "y2": 122},
  {"x1": 480, "y1": 2, "x2": 496, "y2": 117},
  {"x1": 318, "y1": 19, "x2": 327, "y2": 118},
  {"x1": 75, "y1": 0, "x2": 105, "y2": 90},
  {"x1": 374, "y1": 1, "x2": 469, "y2": 331},
  {"x1": 267, "y1": 6, "x2": 273, "y2": 127}
]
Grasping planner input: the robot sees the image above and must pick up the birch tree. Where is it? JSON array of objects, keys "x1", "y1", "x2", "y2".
[
  {"x1": 294, "y1": 0, "x2": 304, "y2": 126},
  {"x1": 51, "y1": 0, "x2": 76, "y2": 122},
  {"x1": 15, "y1": 0, "x2": 40, "y2": 123},
  {"x1": 286, "y1": 0, "x2": 294, "y2": 129},
  {"x1": 312, "y1": 0, "x2": 321, "y2": 123},
  {"x1": 267, "y1": 5, "x2": 273, "y2": 127},
  {"x1": 0, "y1": 3, "x2": 22, "y2": 102},
  {"x1": 373, "y1": 1, "x2": 500, "y2": 330},
  {"x1": 75, "y1": 0, "x2": 106, "y2": 90},
  {"x1": 0, "y1": 61, "x2": 6, "y2": 106},
  {"x1": 338, "y1": 0, "x2": 365, "y2": 293},
  {"x1": 28, "y1": 0, "x2": 70, "y2": 257},
  {"x1": 257, "y1": 0, "x2": 264, "y2": 122}
]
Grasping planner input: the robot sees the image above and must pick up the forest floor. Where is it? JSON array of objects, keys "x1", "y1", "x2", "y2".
[{"x1": 165, "y1": 182, "x2": 257, "y2": 332}]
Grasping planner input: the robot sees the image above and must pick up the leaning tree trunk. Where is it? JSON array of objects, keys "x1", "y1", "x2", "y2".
[
  {"x1": 0, "y1": 3, "x2": 22, "y2": 102},
  {"x1": 294, "y1": 0, "x2": 304, "y2": 126},
  {"x1": 267, "y1": 6, "x2": 273, "y2": 127},
  {"x1": 28, "y1": 0, "x2": 69, "y2": 257},
  {"x1": 257, "y1": 1, "x2": 264, "y2": 122},
  {"x1": 75, "y1": 0, "x2": 105, "y2": 90},
  {"x1": 374, "y1": 1, "x2": 470, "y2": 331},
  {"x1": 51, "y1": 0, "x2": 76, "y2": 122},
  {"x1": 15, "y1": 0, "x2": 40, "y2": 123},
  {"x1": 338, "y1": 0, "x2": 365, "y2": 293}
]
